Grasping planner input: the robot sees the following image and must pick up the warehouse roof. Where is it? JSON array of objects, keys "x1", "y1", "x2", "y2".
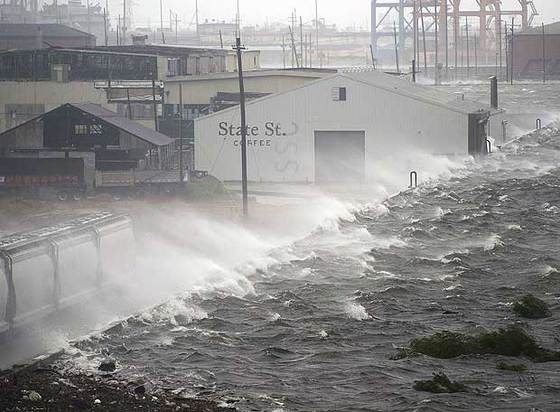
[
  {"x1": 0, "y1": 23, "x2": 94, "y2": 39},
  {"x1": 71, "y1": 103, "x2": 173, "y2": 146},
  {"x1": 197, "y1": 70, "x2": 491, "y2": 120},
  {"x1": 166, "y1": 68, "x2": 336, "y2": 83},
  {"x1": 0, "y1": 103, "x2": 173, "y2": 147},
  {"x1": 520, "y1": 22, "x2": 560, "y2": 36},
  {"x1": 344, "y1": 71, "x2": 491, "y2": 115},
  {"x1": 89, "y1": 44, "x2": 229, "y2": 57}
]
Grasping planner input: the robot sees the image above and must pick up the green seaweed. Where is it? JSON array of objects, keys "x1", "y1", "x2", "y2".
[
  {"x1": 513, "y1": 294, "x2": 552, "y2": 319},
  {"x1": 413, "y1": 373, "x2": 468, "y2": 394},
  {"x1": 410, "y1": 331, "x2": 477, "y2": 359},
  {"x1": 409, "y1": 325, "x2": 560, "y2": 363}
]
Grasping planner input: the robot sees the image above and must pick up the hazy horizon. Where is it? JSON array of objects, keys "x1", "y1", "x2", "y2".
[{"x1": 105, "y1": 0, "x2": 559, "y2": 31}]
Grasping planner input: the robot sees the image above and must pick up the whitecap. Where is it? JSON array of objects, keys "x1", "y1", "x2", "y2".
[
  {"x1": 443, "y1": 284, "x2": 462, "y2": 291},
  {"x1": 542, "y1": 265, "x2": 559, "y2": 277},
  {"x1": 484, "y1": 234, "x2": 504, "y2": 252},
  {"x1": 267, "y1": 312, "x2": 281, "y2": 322},
  {"x1": 344, "y1": 302, "x2": 371, "y2": 321}
]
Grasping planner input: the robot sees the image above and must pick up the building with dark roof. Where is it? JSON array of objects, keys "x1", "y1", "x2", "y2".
[
  {"x1": 0, "y1": 103, "x2": 176, "y2": 187},
  {"x1": 511, "y1": 22, "x2": 560, "y2": 80},
  {"x1": 0, "y1": 23, "x2": 96, "y2": 50}
]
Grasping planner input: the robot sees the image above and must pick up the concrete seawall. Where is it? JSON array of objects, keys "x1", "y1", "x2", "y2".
[{"x1": 0, "y1": 213, "x2": 134, "y2": 334}]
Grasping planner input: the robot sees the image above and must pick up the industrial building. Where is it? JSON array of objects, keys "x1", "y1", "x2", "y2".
[
  {"x1": 165, "y1": 68, "x2": 335, "y2": 114},
  {"x1": 0, "y1": 0, "x2": 107, "y2": 44},
  {"x1": 0, "y1": 47, "x2": 161, "y2": 132},
  {"x1": 0, "y1": 23, "x2": 95, "y2": 50},
  {"x1": 160, "y1": 68, "x2": 335, "y2": 154},
  {"x1": 0, "y1": 44, "x2": 254, "y2": 133},
  {"x1": 0, "y1": 103, "x2": 175, "y2": 190},
  {"x1": 194, "y1": 71, "x2": 492, "y2": 183},
  {"x1": 511, "y1": 22, "x2": 560, "y2": 80}
]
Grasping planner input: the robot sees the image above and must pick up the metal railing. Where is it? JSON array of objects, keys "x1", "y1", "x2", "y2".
[{"x1": 409, "y1": 171, "x2": 418, "y2": 189}]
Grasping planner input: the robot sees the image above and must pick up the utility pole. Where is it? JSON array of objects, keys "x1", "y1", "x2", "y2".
[
  {"x1": 434, "y1": 0, "x2": 438, "y2": 83},
  {"x1": 87, "y1": 0, "x2": 91, "y2": 35},
  {"x1": 393, "y1": 21, "x2": 400, "y2": 73},
  {"x1": 300, "y1": 16, "x2": 304, "y2": 69},
  {"x1": 474, "y1": 33, "x2": 478, "y2": 74},
  {"x1": 236, "y1": 0, "x2": 240, "y2": 35},
  {"x1": 126, "y1": 88, "x2": 132, "y2": 119},
  {"x1": 178, "y1": 83, "x2": 184, "y2": 183},
  {"x1": 444, "y1": 0, "x2": 448, "y2": 72},
  {"x1": 315, "y1": 0, "x2": 319, "y2": 60},
  {"x1": 419, "y1": 0, "x2": 427, "y2": 72},
  {"x1": 151, "y1": 75, "x2": 159, "y2": 131},
  {"x1": 103, "y1": 7, "x2": 108, "y2": 46},
  {"x1": 499, "y1": 20, "x2": 503, "y2": 77},
  {"x1": 122, "y1": 0, "x2": 127, "y2": 45},
  {"x1": 289, "y1": 25, "x2": 299, "y2": 68},
  {"x1": 175, "y1": 12, "x2": 179, "y2": 44},
  {"x1": 542, "y1": 22, "x2": 546, "y2": 84},
  {"x1": 282, "y1": 35, "x2": 286, "y2": 68},
  {"x1": 160, "y1": 0, "x2": 166, "y2": 44},
  {"x1": 510, "y1": 17, "x2": 515, "y2": 86},
  {"x1": 233, "y1": 37, "x2": 248, "y2": 218},
  {"x1": 465, "y1": 17, "x2": 469, "y2": 78},
  {"x1": 105, "y1": 0, "x2": 109, "y2": 44},
  {"x1": 195, "y1": 0, "x2": 199, "y2": 41},
  {"x1": 413, "y1": 0, "x2": 417, "y2": 73}
]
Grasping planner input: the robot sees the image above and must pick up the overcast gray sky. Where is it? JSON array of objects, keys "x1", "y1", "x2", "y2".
[{"x1": 111, "y1": 0, "x2": 559, "y2": 30}]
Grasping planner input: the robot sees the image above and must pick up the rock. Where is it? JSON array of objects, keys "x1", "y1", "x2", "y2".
[
  {"x1": 134, "y1": 384, "x2": 146, "y2": 395},
  {"x1": 513, "y1": 294, "x2": 552, "y2": 319},
  {"x1": 28, "y1": 391, "x2": 42, "y2": 401},
  {"x1": 98, "y1": 358, "x2": 116, "y2": 372},
  {"x1": 94, "y1": 399, "x2": 102, "y2": 405},
  {"x1": 408, "y1": 325, "x2": 560, "y2": 363},
  {"x1": 410, "y1": 331, "x2": 476, "y2": 359},
  {"x1": 413, "y1": 373, "x2": 468, "y2": 393}
]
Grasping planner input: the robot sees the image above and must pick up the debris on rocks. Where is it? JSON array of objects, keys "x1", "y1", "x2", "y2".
[{"x1": 0, "y1": 358, "x2": 235, "y2": 411}]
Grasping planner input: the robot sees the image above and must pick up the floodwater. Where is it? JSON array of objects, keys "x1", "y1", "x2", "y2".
[{"x1": 48, "y1": 85, "x2": 560, "y2": 411}]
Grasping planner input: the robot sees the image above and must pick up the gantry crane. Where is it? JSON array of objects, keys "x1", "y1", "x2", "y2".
[{"x1": 371, "y1": 0, "x2": 538, "y2": 63}]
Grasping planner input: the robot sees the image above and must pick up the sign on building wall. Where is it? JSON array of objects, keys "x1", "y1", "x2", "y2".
[
  {"x1": 197, "y1": 118, "x2": 305, "y2": 181},
  {"x1": 217, "y1": 121, "x2": 299, "y2": 147}
]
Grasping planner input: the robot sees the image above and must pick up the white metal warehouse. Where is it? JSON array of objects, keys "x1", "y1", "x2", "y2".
[{"x1": 194, "y1": 70, "x2": 492, "y2": 183}]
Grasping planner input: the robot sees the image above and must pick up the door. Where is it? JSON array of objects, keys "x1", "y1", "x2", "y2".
[{"x1": 314, "y1": 131, "x2": 366, "y2": 183}]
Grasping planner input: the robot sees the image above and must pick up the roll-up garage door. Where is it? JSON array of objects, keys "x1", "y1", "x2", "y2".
[{"x1": 314, "y1": 131, "x2": 366, "y2": 183}]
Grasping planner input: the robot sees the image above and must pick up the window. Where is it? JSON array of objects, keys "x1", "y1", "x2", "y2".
[
  {"x1": 332, "y1": 87, "x2": 347, "y2": 102},
  {"x1": 74, "y1": 124, "x2": 88, "y2": 135},
  {"x1": 90, "y1": 124, "x2": 103, "y2": 134}
]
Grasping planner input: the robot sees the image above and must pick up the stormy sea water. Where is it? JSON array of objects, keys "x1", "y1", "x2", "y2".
[{"x1": 45, "y1": 121, "x2": 560, "y2": 411}]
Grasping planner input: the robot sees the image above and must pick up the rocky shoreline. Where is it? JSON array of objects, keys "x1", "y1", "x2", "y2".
[{"x1": 0, "y1": 354, "x2": 235, "y2": 412}]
